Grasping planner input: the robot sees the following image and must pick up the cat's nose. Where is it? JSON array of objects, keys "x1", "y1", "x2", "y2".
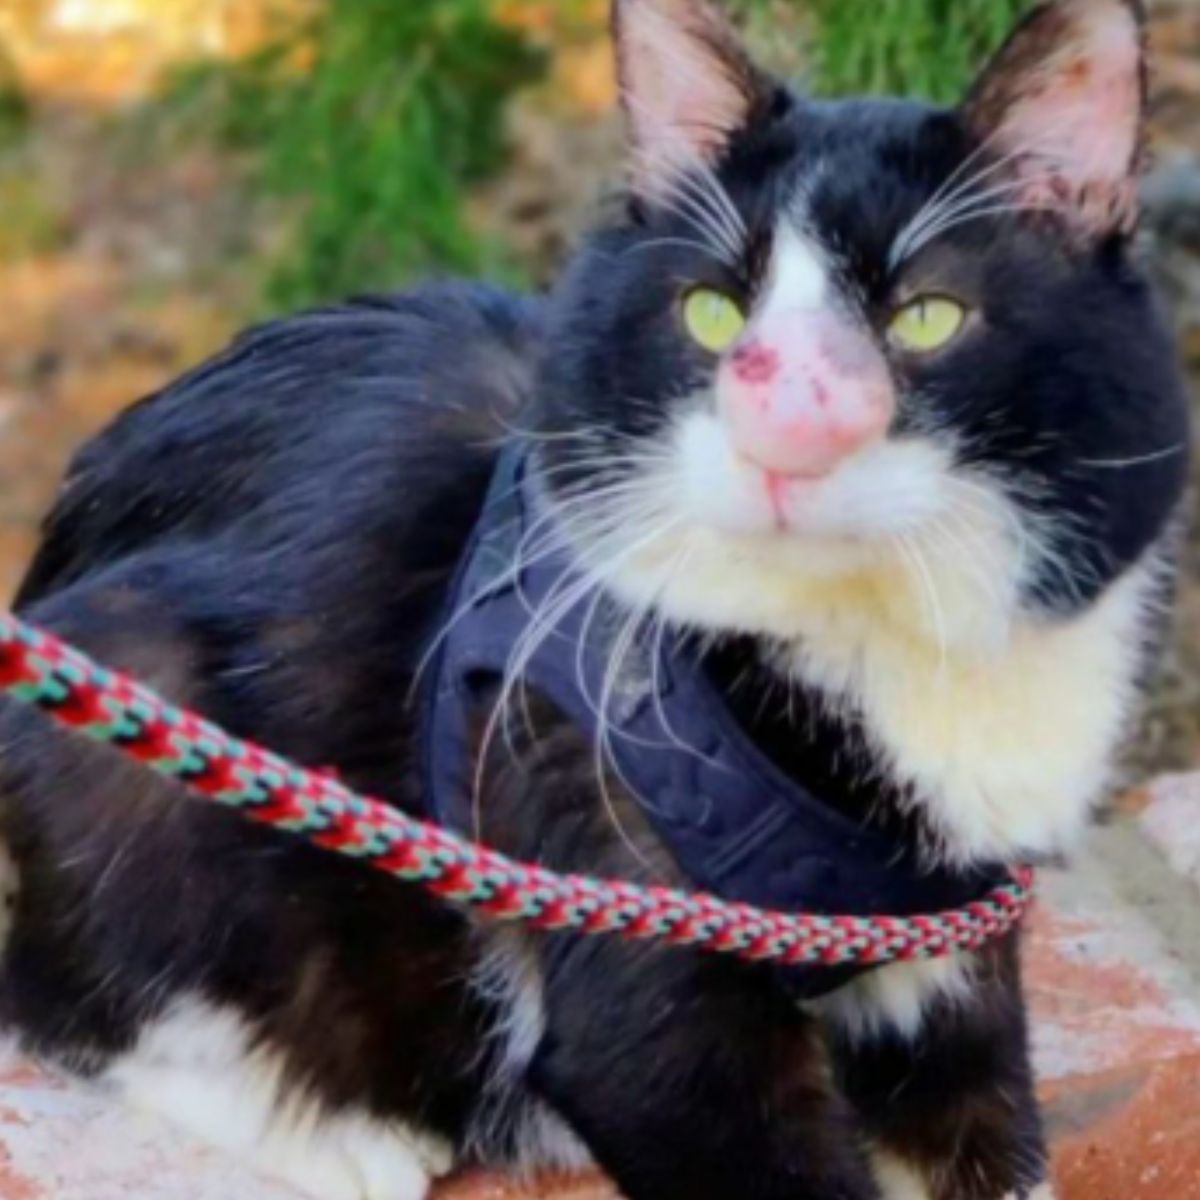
[{"x1": 719, "y1": 315, "x2": 894, "y2": 479}]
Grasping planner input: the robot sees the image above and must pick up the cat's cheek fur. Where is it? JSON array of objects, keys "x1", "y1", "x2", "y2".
[{"x1": 105, "y1": 1000, "x2": 453, "y2": 1200}]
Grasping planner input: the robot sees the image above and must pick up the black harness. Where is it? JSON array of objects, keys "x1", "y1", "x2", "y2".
[{"x1": 422, "y1": 445, "x2": 1008, "y2": 997}]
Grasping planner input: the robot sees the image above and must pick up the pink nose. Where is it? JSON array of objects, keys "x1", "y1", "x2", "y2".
[{"x1": 719, "y1": 313, "x2": 894, "y2": 479}]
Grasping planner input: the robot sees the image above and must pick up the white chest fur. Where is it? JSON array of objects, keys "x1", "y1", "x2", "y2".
[
  {"x1": 804, "y1": 561, "x2": 1157, "y2": 1040},
  {"x1": 787, "y1": 558, "x2": 1157, "y2": 866}
]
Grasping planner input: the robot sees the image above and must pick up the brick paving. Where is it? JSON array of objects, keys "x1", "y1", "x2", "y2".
[{"x1": 1, "y1": 808, "x2": 1199, "y2": 1198}]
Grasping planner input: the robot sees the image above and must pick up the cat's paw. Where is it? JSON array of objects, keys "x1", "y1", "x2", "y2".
[
  {"x1": 250, "y1": 1119, "x2": 441, "y2": 1200},
  {"x1": 109, "y1": 999, "x2": 452, "y2": 1200}
]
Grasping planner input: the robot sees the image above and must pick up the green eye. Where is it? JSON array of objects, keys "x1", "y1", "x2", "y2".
[
  {"x1": 888, "y1": 296, "x2": 966, "y2": 353},
  {"x1": 684, "y1": 288, "x2": 747, "y2": 354}
]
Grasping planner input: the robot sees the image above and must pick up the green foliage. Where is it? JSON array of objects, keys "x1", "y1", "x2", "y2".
[
  {"x1": 0, "y1": 47, "x2": 29, "y2": 153},
  {"x1": 0, "y1": 172, "x2": 65, "y2": 262},
  {"x1": 0, "y1": 48, "x2": 54, "y2": 262},
  {"x1": 734, "y1": 0, "x2": 1028, "y2": 103},
  {"x1": 159, "y1": 0, "x2": 545, "y2": 309},
  {"x1": 149, "y1": 0, "x2": 1028, "y2": 308},
  {"x1": 727, "y1": 0, "x2": 809, "y2": 78},
  {"x1": 809, "y1": 0, "x2": 1028, "y2": 102}
]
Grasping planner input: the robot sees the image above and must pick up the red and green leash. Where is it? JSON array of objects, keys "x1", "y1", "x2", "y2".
[{"x1": 0, "y1": 610, "x2": 1033, "y2": 968}]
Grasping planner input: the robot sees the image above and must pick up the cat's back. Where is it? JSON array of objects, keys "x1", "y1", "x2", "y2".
[
  {"x1": 16, "y1": 281, "x2": 545, "y2": 607},
  {"x1": 9, "y1": 282, "x2": 544, "y2": 791}
]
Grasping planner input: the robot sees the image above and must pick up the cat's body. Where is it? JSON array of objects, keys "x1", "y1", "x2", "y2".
[{"x1": 0, "y1": 2, "x2": 1190, "y2": 1198}]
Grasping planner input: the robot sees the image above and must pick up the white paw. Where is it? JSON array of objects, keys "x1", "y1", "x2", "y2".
[
  {"x1": 108, "y1": 998, "x2": 452, "y2": 1200},
  {"x1": 252, "y1": 1120, "x2": 437, "y2": 1200}
]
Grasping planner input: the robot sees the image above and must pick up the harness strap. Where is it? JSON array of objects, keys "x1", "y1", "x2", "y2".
[{"x1": 421, "y1": 445, "x2": 1016, "y2": 996}]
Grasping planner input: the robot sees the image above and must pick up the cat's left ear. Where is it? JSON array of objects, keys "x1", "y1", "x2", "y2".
[
  {"x1": 613, "y1": 0, "x2": 773, "y2": 203},
  {"x1": 962, "y1": 0, "x2": 1147, "y2": 240}
]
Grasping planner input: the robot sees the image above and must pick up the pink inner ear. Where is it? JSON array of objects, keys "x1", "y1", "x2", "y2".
[
  {"x1": 618, "y1": 0, "x2": 756, "y2": 199},
  {"x1": 989, "y1": 2, "x2": 1143, "y2": 227}
]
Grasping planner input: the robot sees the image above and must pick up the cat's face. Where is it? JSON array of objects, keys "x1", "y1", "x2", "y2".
[{"x1": 537, "y1": 0, "x2": 1190, "y2": 656}]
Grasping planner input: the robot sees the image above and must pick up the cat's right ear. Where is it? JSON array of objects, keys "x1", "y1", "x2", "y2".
[
  {"x1": 961, "y1": 0, "x2": 1147, "y2": 240},
  {"x1": 613, "y1": 0, "x2": 771, "y2": 203}
]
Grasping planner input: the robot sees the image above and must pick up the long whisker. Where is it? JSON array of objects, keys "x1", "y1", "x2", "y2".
[
  {"x1": 627, "y1": 144, "x2": 743, "y2": 265},
  {"x1": 647, "y1": 547, "x2": 722, "y2": 767},
  {"x1": 678, "y1": 154, "x2": 747, "y2": 247},
  {"x1": 893, "y1": 141, "x2": 1039, "y2": 266},
  {"x1": 902, "y1": 171, "x2": 1057, "y2": 244},
  {"x1": 409, "y1": 472, "x2": 669, "y2": 697},
  {"x1": 1079, "y1": 444, "x2": 1189, "y2": 470},
  {"x1": 654, "y1": 188, "x2": 743, "y2": 266},
  {"x1": 900, "y1": 199, "x2": 1063, "y2": 263},
  {"x1": 916, "y1": 515, "x2": 1012, "y2": 617},
  {"x1": 622, "y1": 236, "x2": 725, "y2": 259},
  {"x1": 890, "y1": 124, "x2": 1077, "y2": 268},
  {"x1": 667, "y1": 165, "x2": 745, "y2": 259},
  {"x1": 941, "y1": 476, "x2": 1038, "y2": 591},
  {"x1": 591, "y1": 602, "x2": 661, "y2": 872},
  {"x1": 474, "y1": 508, "x2": 682, "y2": 821},
  {"x1": 894, "y1": 531, "x2": 948, "y2": 676},
  {"x1": 899, "y1": 121, "x2": 1016, "y2": 246}
]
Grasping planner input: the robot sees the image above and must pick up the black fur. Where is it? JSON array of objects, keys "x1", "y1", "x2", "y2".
[{"x1": 0, "y1": 2, "x2": 1189, "y2": 1198}]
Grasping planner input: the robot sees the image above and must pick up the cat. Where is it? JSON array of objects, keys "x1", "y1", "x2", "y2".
[{"x1": 0, "y1": 0, "x2": 1190, "y2": 1198}]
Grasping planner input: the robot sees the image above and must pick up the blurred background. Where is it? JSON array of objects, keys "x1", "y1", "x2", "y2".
[{"x1": 0, "y1": 0, "x2": 1196, "y2": 780}]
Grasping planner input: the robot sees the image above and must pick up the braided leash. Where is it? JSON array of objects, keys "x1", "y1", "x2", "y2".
[{"x1": 0, "y1": 610, "x2": 1032, "y2": 968}]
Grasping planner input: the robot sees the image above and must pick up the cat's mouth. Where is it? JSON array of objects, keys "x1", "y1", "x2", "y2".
[
  {"x1": 672, "y1": 409, "x2": 954, "y2": 545},
  {"x1": 759, "y1": 464, "x2": 833, "y2": 531},
  {"x1": 545, "y1": 412, "x2": 1032, "y2": 655}
]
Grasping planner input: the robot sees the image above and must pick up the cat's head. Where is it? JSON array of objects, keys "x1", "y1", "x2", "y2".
[{"x1": 536, "y1": 0, "x2": 1190, "y2": 659}]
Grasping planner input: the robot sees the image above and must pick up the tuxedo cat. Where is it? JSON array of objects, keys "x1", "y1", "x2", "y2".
[{"x1": 0, "y1": 1, "x2": 1189, "y2": 1198}]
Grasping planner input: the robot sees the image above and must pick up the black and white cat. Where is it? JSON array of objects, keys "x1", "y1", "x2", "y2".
[{"x1": 0, "y1": 1, "x2": 1190, "y2": 1198}]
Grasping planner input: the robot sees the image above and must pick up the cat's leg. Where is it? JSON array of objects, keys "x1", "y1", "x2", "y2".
[
  {"x1": 828, "y1": 937, "x2": 1050, "y2": 1200},
  {"x1": 0, "y1": 576, "x2": 484, "y2": 1199},
  {"x1": 526, "y1": 934, "x2": 882, "y2": 1200},
  {"x1": 463, "y1": 694, "x2": 880, "y2": 1199}
]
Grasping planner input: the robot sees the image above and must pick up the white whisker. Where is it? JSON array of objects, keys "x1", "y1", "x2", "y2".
[
  {"x1": 894, "y1": 531, "x2": 948, "y2": 676},
  {"x1": 1079, "y1": 444, "x2": 1188, "y2": 470},
  {"x1": 890, "y1": 123, "x2": 1079, "y2": 268}
]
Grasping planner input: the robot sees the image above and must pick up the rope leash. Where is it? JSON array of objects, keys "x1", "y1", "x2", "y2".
[{"x1": 0, "y1": 610, "x2": 1033, "y2": 968}]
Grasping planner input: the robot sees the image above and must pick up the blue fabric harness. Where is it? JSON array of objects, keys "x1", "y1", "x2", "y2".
[{"x1": 423, "y1": 444, "x2": 1009, "y2": 997}]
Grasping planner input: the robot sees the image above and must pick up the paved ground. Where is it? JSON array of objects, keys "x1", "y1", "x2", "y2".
[{"x1": 1, "y1": 788, "x2": 1199, "y2": 1200}]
